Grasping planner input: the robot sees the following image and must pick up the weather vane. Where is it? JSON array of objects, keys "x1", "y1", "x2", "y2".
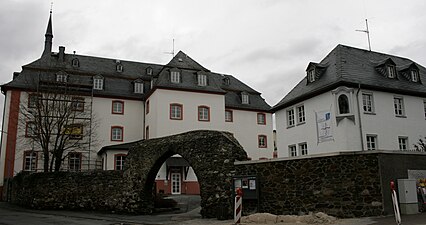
[
  {"x1": 50, "y1": 2, "x2": 53, "y2": 13},
  {"x1": 356, "y1": 19, "x2": 371, "y2": 51}
]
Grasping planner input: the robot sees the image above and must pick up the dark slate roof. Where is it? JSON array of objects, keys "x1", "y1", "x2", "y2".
[
  {"x1": 272, "y1": 44, "x2": 426, "y2": 112},
  {"x1": 2, "y1": 48, "x2": 271, "y2": 111},
  {"x1": 97, "y1": 139, "x2": 142, "y2": 155}
]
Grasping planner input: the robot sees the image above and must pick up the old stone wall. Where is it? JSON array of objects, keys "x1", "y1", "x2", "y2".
[
  {"x1": 235, "y1": 153, "x2": 384, "y2": 218},
  {"x1": 10, "y1": 170, "x2": 128, "y2": 212}
]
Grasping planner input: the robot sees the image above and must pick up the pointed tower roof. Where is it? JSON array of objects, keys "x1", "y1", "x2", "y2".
[
  {"x1": 42, "y1": 10, "x2": 53, "y2": 56},
  {"x1": 166, "y1": 51, "x2": 210, "y2": 72}
]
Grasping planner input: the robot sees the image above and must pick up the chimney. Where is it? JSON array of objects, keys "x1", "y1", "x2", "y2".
[{"x1": 59, "y1": 46, "x2": 65, "y2": 62}]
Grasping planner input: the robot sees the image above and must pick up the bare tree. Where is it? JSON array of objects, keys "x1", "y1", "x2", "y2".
[
  {"x1": 414, "y1": 137, "x2": 426, "y2": 152},
  {"x1": 19, "y1": 74, "x2": 97, "y2": 172}
]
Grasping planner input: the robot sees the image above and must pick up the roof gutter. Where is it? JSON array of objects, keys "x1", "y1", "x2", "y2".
[{"x1": 356, "y1": 84, "x2": 365, "y2": 151}]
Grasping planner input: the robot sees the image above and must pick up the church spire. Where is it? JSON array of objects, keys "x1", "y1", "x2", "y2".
[{"x1": 42, "y1": 10, "x2": 53, "y2": 56}]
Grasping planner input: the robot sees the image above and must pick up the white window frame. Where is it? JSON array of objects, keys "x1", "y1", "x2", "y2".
[
  {"x1": 242, "y1": 93, "x2": 249, "y2": 104},
  {"x1": 134, "y1": 82, "x2": 144, "y2": 94},
  {"x1": 289, "y1": 145, "x2": 297, "y2": 157},
  {"x1": 387, "y1": 65, "x2": 396, "y2": 78},
  {"x1": 115, "y1": 155, "x2": 126, "y2": 170},
  {"x1": 296, "y1": 105, "x2": 305, "y2": 124},
  {"x1": 56, "y1": 74, "x2": 67, "y2": 82},
  {"x1": 308, "y1": 69, "x2": 315, "y2": 82},
  {"x1": 362, "y1": 92, "x2": 374, "y2": 113},
  {"x1": 398, "y1": 136, "x2": 408, "y2": 151},
  {"x1": 411, "y1": 70, "x2": 419, "y2": 82},
  {"x1": 146, "y1": 67, "x2": 153, "y2": 75},
  {"x1": 68, "y1": 153, "x2": 81, "y2": 172},
  {"x1": 116, "y1": 64, "x2": 123, "y2": 72},
  {"x1": 171, "y1": 71, "x2": 180, "y2": 83},
  {"x1": 299, "y1": 143, "x2": 308, "y2": 156},
  {"x1": 170, "y1": 104, "x2": 183, "y2": 120},
  {"x1": 112, "y1": 101, "x2": 124, "y2": 114},
  {"x1": 257, "y1": 113, "x2": 266, "y2": 125},
  {"x1": 366, "y1": 135, "x2": 377, "y2": 150},
  {"x1": 258, "y1": 135, "x2": 267, "y2": 148},
  {"x1": 394, "y1": 96, "x2": 405, "y2": 117},
  {"x1": 23, "y1": 151, "x2": 37, "y2": 171},
  {"x1": 93, "y1": 78, "x2": 104, "y2": 90},
  {"x1": 198, "y1": 74, "x2": 207, "y2": 86},
  {"x1": 198, "y1": 106, "x2": 210, "y2": 121},
  {"x1": 111, "y1": 127, "x2": 123, "y2": 141},
  {"x1": 225, "y1": 110, "x2": 233, "y2": 122},
  {"x1": 287, "y1": 108, "x2": 295, "y2": 127}
]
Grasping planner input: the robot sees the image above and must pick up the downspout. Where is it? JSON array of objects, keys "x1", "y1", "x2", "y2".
[{"x1": 356, "y1": 84, "x2": 365, "y2": 150}]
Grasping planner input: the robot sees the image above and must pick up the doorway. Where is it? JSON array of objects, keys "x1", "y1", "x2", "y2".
[{"x1": 171, "y1": 173, "x2": 181, "y2": 195}]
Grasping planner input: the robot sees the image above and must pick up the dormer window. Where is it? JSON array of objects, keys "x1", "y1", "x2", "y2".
[
  {"x1": 223, "y1": 77, "x2": 230, "y2": 85},
  {"x1": 134, "y1": 81, "x2": 144, "y2": 94},
  {"x1": 241, "y1": 92, "x2": 249, "y2": 104},
  {"x1": 146, "y1": 67, "x2": 153, "y2": 75},
  {"x1": 71, "y1": 58, "x2": 79, "y2": 67},
  {"x1": 56, "y1": 73, "x2": 68, "y2": 83},
  {"x1": 171, "y1": 71, "x2": 180, "y2": 83},
  {"x1": 411, "y1": 70, "x2": 419, "y2": 82},
  {"x1": 198, "y1": 74, "x2": 207, "y2": 86},
  {"x1": 308, "y1": 69, "x2": 315, "y2": 82},
  {"x1": 387, "y1": 65, "x2": 396, "y2": 78},
  {"x1": 116, "y1": 63, "x2": 123, "y2": 72},
  {"x1": 93, "y1": 76, "x2": 104, "y2": 90}
]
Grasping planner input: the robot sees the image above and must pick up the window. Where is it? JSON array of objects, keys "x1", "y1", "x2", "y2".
[
  {"x1": 198, "y1": 106, "x2": 210, "y2": 121},
  {"x1": 366, "y1": 135, "x2": 377, "y2": 150},
  {"x1": 170, "y1": 104, "x2": 183, "y2": 120},
  {"x1": 362, "y1": 93, "x2": 374, "y2": 113},
  {"x1": 287, "y1": 108, "x2": 295, "y2": 127},
  {"x1": 93, "y1": 77, "x2": 104, "y2": 90},
  {"x1": 111, "y1": 126, "x2": 124, "y2": 141},
  {"x1": 241, "y1": 93, "x2": 249, "y2": 104},
  {"x1": 223, "y1": 77, "x2": 230, "y2": 85},
  {"x1": 308, "y1": 69, "x2": 315, "y2": 82},
  {"x1": 338, "y1": 94, "x2": 350, "y2": 114},
  {"x1": 289, "y1": 145, "x2": 297, "y2": 157},
  {"x1": 68, "y1": 152, "x2": 81, "y2": 172},
  {"x1": 258, "y1": 135, "x2": 267, "y2": 148},
  {"x1": 296, "y1": 105, "x2": 305, "y2": 124},
  {"x1": 394, "y1": 97, "x2": 405, "y2": 116},
  {"x1": 146, "y1": 67, "x2": 153, "y2": 75},
  {"x1": 71, "y1": 97, "x2": 84, "y2": 111},
  {"x1": 115, "y1": 154, "x2": 126, "y2": 170},
  {"x1": 387, "y1": 65, "x2": 396, "y2": 78},
  {"x1": 56, "y1": 74, "x2": 67, "y2": 82},
  {"x1": 71, "y1": 58, "x2": 79, "y2": 67},
  {"x1": 112, "y1": 101, "x2": 124, "y2": 114},
  {"x1": 134, "y1": 82, "x2": 144, "y2": 94},
  {"x1": 398, "y1": 137, "x2": 408, "y2": 150},
  {"x1": 28, "y1": 94, "x2": 40, "y2": 108},
  {"x1": 257, "y1": 113, "x2": 266, "y2": 125},
  {"x1": 225, "y1": 110, "x2": 233, "y2": 122},
  {"x1": 23, "y1": 151, "x2": 37, "y2": 171},
  {"x1": 198, "y1": 74, "x2": 207, "y2": 86},
  {"x1": 145, "y1": 126, "x2": 149, "y2": 140},
  {"x1": 299, "y1": 143, "x2": 308, "y2": 156},
  {"x1": 424, "y1": 100, "x2": 426, "y2": 119},
  {"x1": 411, "y1": 70, "x2": 419, "y2": 82},
  {"x1": 26, "y1": 122, "x2": 37, "y2": 137},
  {"x1": 146, "y1": 100, "x2": 150, "y2": 114},
  {"x1": 64, "y1": 124, "x2": 83, "y2": 140},
  {"x1": 116, "y1": 64, "x2": 123, "y2": 72},
  {"x1": 171, "y1": 71, "x2": 180, "y2": 83}
]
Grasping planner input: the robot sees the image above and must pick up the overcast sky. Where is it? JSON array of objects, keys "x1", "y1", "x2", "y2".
[{"x1": 1, "y1": 0, "x2": 426, "y2": 124}]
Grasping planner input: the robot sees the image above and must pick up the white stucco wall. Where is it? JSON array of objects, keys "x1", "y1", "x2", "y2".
[{"x1": 275, "y1": 86, "x2": 426, "y2": 157}]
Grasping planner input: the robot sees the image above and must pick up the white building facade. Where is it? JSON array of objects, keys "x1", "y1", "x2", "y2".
[{"x1": 273, "y1": 45, "x2": 426, "y2": 157}]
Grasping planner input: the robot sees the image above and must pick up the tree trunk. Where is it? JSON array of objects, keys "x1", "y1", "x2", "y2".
[{"x1": 43, "y1": 152, "x2": 49, "y2": 172}]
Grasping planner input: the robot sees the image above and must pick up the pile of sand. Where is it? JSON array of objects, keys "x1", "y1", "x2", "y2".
[{"x1": 241, "y1": 212, "x2": 337, "y2": 224}]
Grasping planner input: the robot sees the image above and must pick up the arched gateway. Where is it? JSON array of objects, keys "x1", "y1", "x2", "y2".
[{"x1": 123, "y1": 130, "x2": 248, "y2": 218}]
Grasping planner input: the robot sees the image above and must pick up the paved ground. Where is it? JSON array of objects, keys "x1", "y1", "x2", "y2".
[{"x1": 0, "y1": 196, "x2": 426, "y2": 225}]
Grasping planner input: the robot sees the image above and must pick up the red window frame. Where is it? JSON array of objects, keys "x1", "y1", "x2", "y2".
[
  {"x1": 114, "y1": 154, "x2": 127, "y2": 171},
  {"x1": 25, "y1": 121, "x2": 36, "y2": 137},
  {"x1": 68, "y1": 152, "x2": 82, "y2": 172},
  {"x1": 112, "y1": 100, "x2": 124, "y2": 114},
  {"x1": 258, "y1": 135, "x2": 267, "y2": 148},
  {"x1": 23, "y1": 150, "x2": 37, "y2": 171},
  {"x1": 257, "y1": 113, "x2": 266, "y2": 125},
  {"x1": 146, "y1": 100, "x2": 150, "y2": 114},
  {"x1": 170, "y1": 103, "x2": 183, "y2": 120},
  {"x1": 225, "y1": 110, "x2": 233, "y2": 122},
  {"x1": 198, "y1": 105, "x2": 210, "y2": 122},
  {"x1": 71, "y1": 97, "x2": 85, "y2": 112},
  {"x1": 111, "y1": 126, "x2": 124, "y2": 142}
]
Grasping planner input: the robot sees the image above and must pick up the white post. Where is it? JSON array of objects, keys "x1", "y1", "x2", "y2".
[{"x1": 391, "y1": 181, "x2": 402, "y2": 225}]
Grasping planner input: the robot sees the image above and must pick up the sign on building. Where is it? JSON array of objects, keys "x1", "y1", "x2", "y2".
[{"x1": 316, "y1": 110, "x2": 333, "y2": 143}]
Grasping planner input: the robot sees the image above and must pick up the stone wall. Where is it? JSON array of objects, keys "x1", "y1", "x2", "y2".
[
  {"x1": 10, "y1": 170, "x2": 128, "y2": 212},
  {"x1": 235, "y1": 153, "x2": 384, "y2": 218}
]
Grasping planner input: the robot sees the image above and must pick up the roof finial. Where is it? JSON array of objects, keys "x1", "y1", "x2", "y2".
[
  {"x1": 163, "y1": 38, "x2": 175, "y2": 59},
  {"x1": 50, "y1": 2, "x2": 53, "y2": 14},
  {"x1": 356, "y1": 19, "x2": 372, "y2": 51},
  {"x1": 42, "y1": 5, "x2": 53, "y2": 56}
]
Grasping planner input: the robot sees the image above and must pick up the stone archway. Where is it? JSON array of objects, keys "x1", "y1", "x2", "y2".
[{"x1": 122, "y1": 130, "x2": 248, "y2": 219}]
